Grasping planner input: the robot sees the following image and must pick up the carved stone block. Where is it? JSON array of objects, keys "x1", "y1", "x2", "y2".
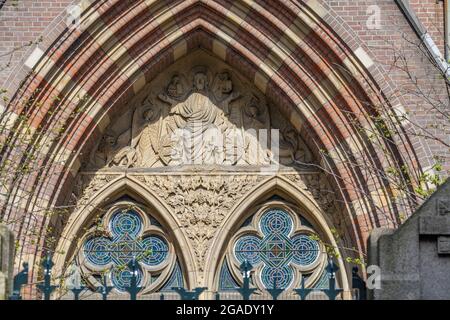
[
  {"x1": 437, "y1": 237, "x2": 450, "y2": 255},
  {"x1": 437, "y1": 199, "x2": 450, "y2": 216},
  {"x1": 419, "y1": 216, "x2": 450, "y2": 235},
  {"x1": 368, "y1": 180, "x2": 450, "y2": 300}
]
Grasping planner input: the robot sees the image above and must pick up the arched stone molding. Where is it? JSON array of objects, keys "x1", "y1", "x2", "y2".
[
  {"x1": 53, "y1": 174, "x2": 198, "y2": 291},
  {"x1": 0, "y1": 0, "x2": 425, "y2": 288},
  {"x1": 5, "y1": 39, "x2": 399, "y2": 274}
]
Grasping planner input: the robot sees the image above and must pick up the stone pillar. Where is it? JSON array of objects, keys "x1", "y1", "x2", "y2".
[
  {"x1": 0, "y1": 224, "x2": 14, "y2": 300},
  {"x1": 368, "y1": 180, "x2": 450, "y2": 300}
]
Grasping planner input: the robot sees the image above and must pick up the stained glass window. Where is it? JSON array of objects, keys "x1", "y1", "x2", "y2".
[
  {"x1": 218, "y1": 260, "x2": 240, "y2": 291},
  {"x1": 160, "y1": 261, "x2": 184, "y2": 292},
  {"x1": 81, "y1": 207, "x2": 175, "y2": 293},
  {"x1": 230, "y1": 208, "x2": 323, "y2": 290}
]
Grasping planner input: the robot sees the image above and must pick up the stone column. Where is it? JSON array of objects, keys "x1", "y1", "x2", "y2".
[
  {"x1": 367, "y1": 180, "x2": 450, "y2": 300},
  {"x1": 0, "y1": 224, "x2": 14, "y2": 300}
]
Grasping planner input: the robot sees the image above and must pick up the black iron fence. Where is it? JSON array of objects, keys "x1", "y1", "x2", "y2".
[{"x1": 9, "y1": 255, "x2": 367, "y2": 301}]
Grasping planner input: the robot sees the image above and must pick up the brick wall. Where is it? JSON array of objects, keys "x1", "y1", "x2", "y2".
[
  {"x1": 0, "y1": 0, "x2": 73, "y2": 87},
  {"x1": 323, "y1": 0, "x2": 449, "y2": 169},
  {"x1": 410, "y1": 0, "x2": 445, "y2": 55}
]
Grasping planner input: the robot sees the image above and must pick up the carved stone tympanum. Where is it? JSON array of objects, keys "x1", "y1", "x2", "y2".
[{"x1": 88, "y1": 65, "x2": 313, "y2": 169}]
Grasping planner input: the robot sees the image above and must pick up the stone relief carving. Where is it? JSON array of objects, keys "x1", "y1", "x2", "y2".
[
  {"x1": 69, "y1": 174, "x2": 120, "y2": 210},
  {"x1": 285, "y1": 174, "x2": 336, "y2": 214},
  {"x1": 137, "y1": 174, "x2": 266, "y2": 276},
  {"x1": 66, "y1": 61, "x2": 327, "y2": 289},
  {"x1": 87, "y1": 66, "x2": 313, "y2": 169},
  {"x1": 66, "y1": 171, "x2": 337, "y2": 286},
  {"x1": 279, "y1": 127, "x2": 313, "y2": 165}
]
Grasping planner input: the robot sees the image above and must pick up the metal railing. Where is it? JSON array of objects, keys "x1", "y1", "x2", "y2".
[{"x1": 9, "y1": 255, "x2": 367, "y2": 301}]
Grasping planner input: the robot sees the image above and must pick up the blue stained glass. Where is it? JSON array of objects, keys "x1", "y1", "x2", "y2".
[
  {"x1": 260, "y1": 209, "x2": 292, "y2": 235},
  {"x1": 233, "y1": 208, "x2": 321, "y2": 289},
  {"x1": 110, "y1": 210, "x2": 142, "y2": 238},
  {"x1": 140, "y1": 236, "x2": 169, "y2": 266},
  {"x1": 234, "y1": 235, "x2": 261, "y2": 265},
  {"x1": 261, "y1": 265, "x2": 293, "y2": 289},
  {"x1": 160, "y1": 261, "x2": 184, "y2": 292},
  {"x1": 315, "y1": 269, "x2": 331, "y2": 289},
  {"x1": 111, "y1": 265, "x2": 144, "y2": 291},
  {"x1": 84, "y1": 237, "x2": 112, "y2": 266},
  {"x1": 218, "y1": 260, "x2": 240, "y2": 291},
  {"x1": 83, "y1": 209, "x2": 170, "y2": 292},
  {"x1": 291, "y1": 234, "x2": 320, "y2": 266}
]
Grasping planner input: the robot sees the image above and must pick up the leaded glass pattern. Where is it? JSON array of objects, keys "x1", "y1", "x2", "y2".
[
  {"x1": 291, "y1": 234, "x2": 320, "y2": 266},
  {"x1": 218, "y1": 260, "x2": 240, "y2": 291},
  {"x1": 160, "y1": 261, "x2": 184, "y2": 292},
  {"x1": 315, "y1": 268, "x2": 332, "y2": 289},
  {"x1": 230, "y1": 207, "x2": 323, "y2": 290},
  {"x1": 82, "y1": 208, "x2": 172, "y2": 292}
]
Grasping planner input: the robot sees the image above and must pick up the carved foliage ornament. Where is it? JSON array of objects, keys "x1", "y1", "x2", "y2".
[{"x1": 139, "y1": 174, "x2": 266, "y2": 273}]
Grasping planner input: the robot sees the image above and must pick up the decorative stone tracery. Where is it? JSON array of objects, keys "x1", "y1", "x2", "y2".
[
  {"x1": 224, "y1": 203, "x2": 327, "y2": 292},
  {"x1": 61, "y1": 169, "x2": 344, "y2": 295},
  {"x1": 77, "y1": 202, "x2": 177, "y2": 294},
  {"x1": 233, "y1": 209, "x2": 321, "y2": 289}
]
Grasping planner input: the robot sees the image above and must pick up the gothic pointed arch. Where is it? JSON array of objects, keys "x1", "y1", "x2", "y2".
[
  {"x1": 0, "y1": 0, "x2": 429, "y2": 297},
  {"x1": 53, "y1": 175, "x2": 197, "y2": 296},
  {"x1": 206, "y1": 176, "x2": 350, "y2": 297}
]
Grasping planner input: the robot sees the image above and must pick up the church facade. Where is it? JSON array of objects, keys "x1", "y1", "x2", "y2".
[{"x1": 0, "y1": 0, "x2": 448, "y2": 299}]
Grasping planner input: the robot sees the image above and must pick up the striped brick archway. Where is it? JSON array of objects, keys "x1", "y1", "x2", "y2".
[{"x1": 0, "y1": 0, "x2": 423, "y2": 291}]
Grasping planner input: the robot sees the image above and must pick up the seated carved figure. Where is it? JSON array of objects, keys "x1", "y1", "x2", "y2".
[
  {"x1": 278, "y1": 127, "x2": 312, "y2": 165},
  {"x1": 89, "y1": 66, "x2": 313, "y2": 169},
  {"x1": 98, "y1": 133, "x2": 137, "y2": 168},
  {"x1": 158, "y1": 71, "x2": 241, "y2": 165}
]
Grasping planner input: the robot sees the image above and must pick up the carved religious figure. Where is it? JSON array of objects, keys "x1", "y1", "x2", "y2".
[
  {"x1": 131, "y1": 95, "x2": 164, "y2": 168},
  {"x1": 158, "y1": 70, "x2": 241, "y2": 165},
  {"x1": 88, "y1": 65, "x2": 314, "y2": 169},
  {"x1": 95, "y1": 131, "x2": 136, "y2": 168},
  {"x1": 241, "y1": 95, "x2": 271, "y2": 165},
  {"x1": 279, "y1": 127, "x2": 313, "y2": 165},
  {"x1": 166, "y1": 74, "x2": 185, "y2": 99}
]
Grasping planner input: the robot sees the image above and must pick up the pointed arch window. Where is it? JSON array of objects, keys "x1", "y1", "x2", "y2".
[
  {"x1": 77, "y1": 202, "x2": 183, "y2": 294},
  {"x1": 220, "y1": 205, "x2": 328, "y2": 292}
]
